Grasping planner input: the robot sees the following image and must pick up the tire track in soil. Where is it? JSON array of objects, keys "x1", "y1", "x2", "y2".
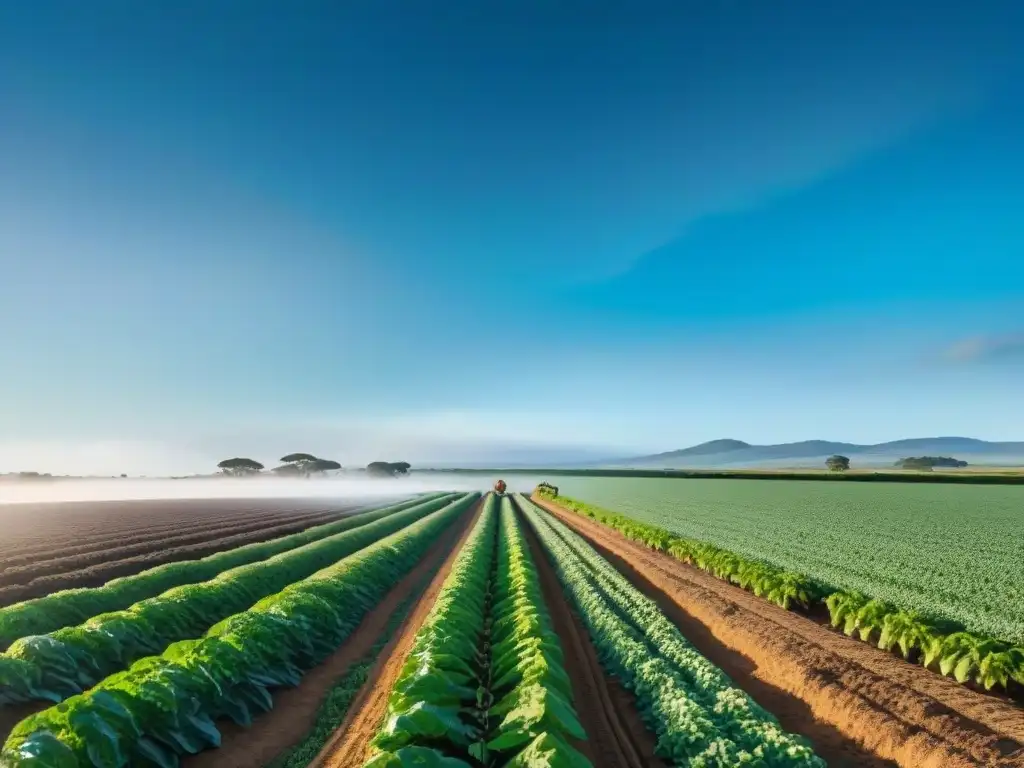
[
  {"x1": 517, "y1": 500, "x2": 663, "y2": 768},
  {"x1": 533, "y1": 496, "x2": 1024, "y2": 768},
  {"x1": 182, "y1": 498, "x2": 484, "y2": 768}
]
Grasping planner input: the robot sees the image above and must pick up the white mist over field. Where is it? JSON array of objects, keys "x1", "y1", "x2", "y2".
[{"x1": 0, "y1": 473, "x2": 544, "y2": 505}]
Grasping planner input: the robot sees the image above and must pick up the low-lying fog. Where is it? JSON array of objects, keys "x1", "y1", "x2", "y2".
[{"x1": 0, "y1": 473, "x2": 546, "y2": 505}]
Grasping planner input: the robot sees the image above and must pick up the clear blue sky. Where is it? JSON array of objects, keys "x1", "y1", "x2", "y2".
[{"x1": 1, "y1": 1, "x2": 1023, "y2": 474}]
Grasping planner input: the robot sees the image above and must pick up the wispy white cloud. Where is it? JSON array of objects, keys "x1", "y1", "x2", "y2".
[{"x1": 942, "y1": 333, "x2": 1024, "y2": 364}]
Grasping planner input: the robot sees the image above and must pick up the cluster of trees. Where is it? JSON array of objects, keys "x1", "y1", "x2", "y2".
[
  {"x1": 824, "y1": 454, "x2": 970, "y2": 473},
  {"x1": 215, "y1": 455, "x2": 411, "y2": 478},
  {"x1": 0, "y1": 471, "x2": 55, "y2": 482},
  {"x1": 895, "y1": 456, "x2": 968, "y2": 470},
  {"x1": 826, "y1": 455, "x2": 851, "y2": 471}
]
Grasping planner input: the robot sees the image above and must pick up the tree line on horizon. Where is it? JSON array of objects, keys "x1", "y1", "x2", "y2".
[
  {"x1": 825, "y1": 454, "x2": 968, "y2": 472},
  {"x1": 216, "y1": 454, "x2": 411, "y2": 478}
]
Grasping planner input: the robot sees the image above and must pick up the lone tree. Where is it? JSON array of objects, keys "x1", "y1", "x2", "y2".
[
  {"x1": 280, "y1": 453, "x2": 316, "y2": 478},
  {"x1": 280, "y1": 452, "x2": 318, "y2": 465},
  {"x1": 217, "y1": 458, "x2": 265, "y2": 477},
  {"x1": 366, "y1": 461, "x2": 411, "y2": 478},
  {"x1": 276, "y1": 453, "x2": 341, "y2": 477},
  {"x1": 826, "y1": 455, "x2": 851, "y2": 472},
  {"x1": 307, "y1": 459, "x2": 342, "y2": 475}
]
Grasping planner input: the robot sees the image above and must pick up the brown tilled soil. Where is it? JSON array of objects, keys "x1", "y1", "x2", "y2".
[
  {"x1": 0, "y1": 508, "x2": 370, "y2": 607},
  {"x1": 310, "y1": 498, "x2": 488, "y2": 768},
  {"x1": 521, "y1": 507, "x2": 664, "y2": 768},
  {"x1": 0, "y1": 497, "x2": 356, "y2": 551},
  {"x1": 183, "y1": 499, "x2": 483, "y2": 768},
  {"x1": 533, "y1": 496, "x2": 1024, "y2": 768},
  {"x1": 0, "y1": 508, "x2": 347, "y2": 586},
  {"x1": 1, "y1": 509, "x2": 269, "y2": 565}
]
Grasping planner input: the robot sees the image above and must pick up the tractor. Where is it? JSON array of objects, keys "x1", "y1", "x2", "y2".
[{"x1": 493, "y1": 479, "x2": 507, "y2": 496}]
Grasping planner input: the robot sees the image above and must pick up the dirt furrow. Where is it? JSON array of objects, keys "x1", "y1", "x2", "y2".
[
  {"x1": 309, "y1": 499, "x2": 485, "y2": 768},
  {"x1": 519, "y1": 501, "x2": 662, "y2": 768},
  {"x1": 0, "y1": 513, "x2": 362, "y2": 607},
  {"x1": 182, "y1": 499, "x2": 483, "y2": 768},
  {"x1": 0, "y1": 507, "x2": 316, "y2": 566},
  {"x1": 533, "y1": 496, "x2": 1024, "y2": 768},
  {"x1": 0, "y1": 509, "x2": 345, "y2": 586},
  {"x1": 0, "y1": 497, "x2": 369, "y2": 557}
]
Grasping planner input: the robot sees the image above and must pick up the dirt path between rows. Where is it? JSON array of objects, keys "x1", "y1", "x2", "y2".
[
  {"x1": 532, "y1": 496, "x2": 1024, "y2": 768},
  {"x1": 309, "y1": 498, "x2": 486, "y2": 768},
  {"x1": 183, "y1": 499, "x2": 482, "y2": 768},
  {"x1": 519, "y1": 502, "x2": 664, "y2": 768}
]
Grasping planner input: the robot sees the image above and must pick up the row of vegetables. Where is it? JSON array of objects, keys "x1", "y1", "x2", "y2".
[
  {"x1": 518, "y1": 495, "x2": 824, "y2": 767},
  {"x1": 0, "y1": 492, "x2": 481, "y2": 766},
  {"x1": 11, "y1": 483, "x2": 990, "y2": 766},
  {"x1": 0, "y1": 493, "x2": 453, "y2": 651},
  {"x1": 534, "y1": 488, "x2": 1024, "y2": 692},
  {"x1": 0, "y1": 493, "x2": 462, "y2": 707},
  {"x1": 366, "y1": 494, "x2": 590, "y2": 767}
]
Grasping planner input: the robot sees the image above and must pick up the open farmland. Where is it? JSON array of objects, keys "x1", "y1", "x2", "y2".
[
  {"x1": 552, "y1": 477, "x2": 1024, "y2": 644},
  {"x1": 0, "y1": 487, "x2": 1020, "y2": 768},
  {"x1": 0, "y1": 497, "x2": 411, "y2": 606}
]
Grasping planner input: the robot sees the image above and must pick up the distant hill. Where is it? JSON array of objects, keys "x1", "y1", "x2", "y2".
[
  {"x1": 615, "y1": 437, "x2": 1024, "y2": 469},
  {"x1": 657, "y1": 439, "x2": 751, "y2": 457}
]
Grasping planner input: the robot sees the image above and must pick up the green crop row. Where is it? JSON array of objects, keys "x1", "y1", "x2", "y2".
[
  {"x1": 367, "y1": 494, "x2": 591, "y2": 767},
  {"x1": 1, "y1": 491, "x2": 481, "y2": 766},
  {"x1": 535, "y1": 488, "x2": 1024, "y2": 692},
  {"x1": 0, "y1": 493, "x2": 463, "y2": 707},
  {"x1": 0, "y1": 493, "x2": 451, "y2": 651},
  {"x1": 269, "y1": 569, "x2": 435, "y2": 768},
  {"x1": 519, "y1": 495, "x2": 824, "y2": 767},
  {"x1": 534, "y1": 488, "x2": 823, "y2": 610},
  {"x1": 825, "y1": 591, "x2": 1024, "y2": 690}
]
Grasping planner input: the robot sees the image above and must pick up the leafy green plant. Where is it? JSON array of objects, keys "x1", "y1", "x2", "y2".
[
  {"x1": 519, "y1": 495, "x2": 824, "y2": 767},
  {"x1": 370, "y1": 496, "x2": 497, "y2": 761},
  {"x1": 538, "y1": 477, "x2": 1024, "y2": 647},
  {"x1": 0, "y1": 493, "x2": 452, "y2": 651},
  {"x1": 269, "y1": 571, "x2": 435, "y2": 768},
  {"x1": 1, "y1": 493, "x2": 481, "y2": 766},
  {"x1": 0, "y1": 494, "x2": 464, "y2": 708},
  {"x1": 536, "y1": 491, "x2": 823, "y2": 612},
  {"x1": 877, "y1": 610, "x2": 939, "y2": 659},
  {"x1": 543, "y1": 488, "x2": 1024, "y2": 693},
  {"x1": 368, "y1": 495, "x2": 591, "y2": 768}
]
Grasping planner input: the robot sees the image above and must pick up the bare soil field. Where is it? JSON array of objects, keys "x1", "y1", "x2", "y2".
[
  {"x1": 533, "y1": 496, "x2": 1024, "y2": 768},
  {"x1": 0, "y1": 498, "x2": 365, "y2": 606},
  {"x1": 0, "y1": 497, "x2": 360, "y2": 551}
]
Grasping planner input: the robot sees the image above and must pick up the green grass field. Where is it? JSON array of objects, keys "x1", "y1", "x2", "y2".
[{"x1": 553, "y1": 477, "x2": 1024, "y2": 644}]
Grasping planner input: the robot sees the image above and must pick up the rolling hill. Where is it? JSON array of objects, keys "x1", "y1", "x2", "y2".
[{"x1": 615, "y1": 437, "x2": 1024, "y2": 469}]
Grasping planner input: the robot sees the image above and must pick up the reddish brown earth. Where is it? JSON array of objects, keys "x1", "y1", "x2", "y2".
[
  {"x1": 532, "y1": 496, "x2": 1024, "y2": 768},
  {"x1": 182, "y1": 499, "x2": 483, "y2": 768},
  {"x1": 0, "y1": 500, "x2": 374, "y2": 606},
  {"x1": 520, "y1": 503, "x2": 664, "y2": 768},
  {"x1": 310, "y1": 499, "x2": 486, "y2": 768}
]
